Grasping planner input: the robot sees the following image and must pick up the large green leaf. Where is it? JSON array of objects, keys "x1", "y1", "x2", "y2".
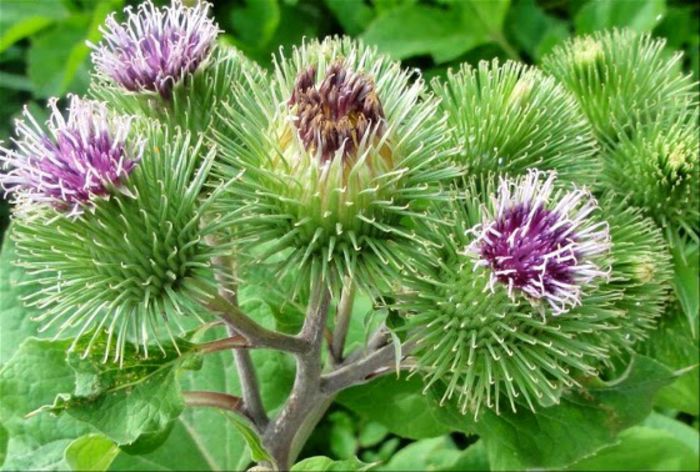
[
  {"x1": 643, "y1": 312, "x2": 699, "y2": 415},
  {"x1": 506, "y1": 0, "x2": 569, "y2": 60},
  {"x1": 567, "y1": 426, "x2": 698, "y2": 471},
  {"x1": 110, "y1": 327, "x2": 295, "y2": 471},
  {"x1": 0, "y1": 234, "x2": 42, "y2": 365},
  {"x1": 476, "y1": 355, "x2": 679, "y2": 470},
  {"x1": 337, "y1": 375, "x2": 463, "y2": 440},
  {"x1": 575, "y1": 0, "x2": 666, "y2": 34},
  {"x1": 670, "y1": 238, "x2": 699, "y2": 337},
  {"x1": 361, "y1": 1, "x2": 511, "y2": 64},
  {"x1": 0, "y1": 339, "x2": 93, "y2": 471}
]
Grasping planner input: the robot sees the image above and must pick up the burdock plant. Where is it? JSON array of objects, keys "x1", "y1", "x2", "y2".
[{"x1": 0, "y1": 1, "x2": 693, "y2": 470}]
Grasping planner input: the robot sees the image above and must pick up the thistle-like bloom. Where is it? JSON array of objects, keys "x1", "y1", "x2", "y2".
[
  {"x1": 432, "y1": 60, "x2": 600, "y2": 185},
  {"x1": 11, "y1": 123, "x2": 221, "y2": 364},
  {"x1": 90, "y1": 0, "x2": 219, "y2": 99},
  {"x1": 290, "y1": 62, "x2": 385, "y2": 163},
  {"x1": 396, "y1": 172, "x2": 672, "y2": 418},
  {"x1": 214, "y1": 37, "x2": 457, "y2": 292},
  {"x1": 542, "y1": 29, "x2": 697, "y2": 147},
  {"x1": 466, "y1": 170, "x2": 610, "y2": 314},
  {"x1": 0, "y1": 96, "x2": 140, "y2": 215}
]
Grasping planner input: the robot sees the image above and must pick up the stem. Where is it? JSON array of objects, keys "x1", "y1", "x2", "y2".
[
  {"x1": 321, "y1": 339, "x2": 416, "y2": 394},
  {"x1": 331, "y1": 277, "x2": 355, "y2": 363},
  {"x1": 263, "y1": 281, "x2": 332, "y2": 469},
  {"x1": 183, "y1": 391, "x2": 244, "y2": 414},
  {"x1": 209, "y1": 248, "x2": 270, "y2": 428},
  {"x1": 197, "y1": 334, "x2": 250, "y2": 355}
]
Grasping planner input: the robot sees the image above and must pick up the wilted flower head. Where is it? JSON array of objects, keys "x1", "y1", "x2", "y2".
[
  {"x1": 0, "y1": 95, "x2": 140, "y2": 215},
  {"x1": 289, "y1": 62, "x2": 385, "y2": 163},
  {"x1": 466, "y1": 170, "x2": 611, "y2": 314},
  {"x1": 214, "y1": 37, "x2": 457, "y2": 292},
  {"x1": 90, "y1": 0, "x2": 219, "y2": 99}
]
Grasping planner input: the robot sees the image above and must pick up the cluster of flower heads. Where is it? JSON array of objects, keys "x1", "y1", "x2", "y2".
[
  {"x1": 0, "y1": 95, "x2": 141, "y2": 215},
  {"x1": 89, "y1": 0, "x2": 219, "y2": 99},
  {"x1": 465, "y1": 171, "x2": 610, "y2": 314}
]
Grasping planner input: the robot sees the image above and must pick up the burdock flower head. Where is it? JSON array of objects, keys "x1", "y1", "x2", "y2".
[
  {"x1": 396, "y1": 170, "x2": 671, "y2": 418},
  {"x1": 0, "y1": 95, "x2": 140, "y2": 215},
  {"x1": 214, "y1": 37, "x2": 457, "y2": 292},
  {"x1": 466, "y1": 170, "x2": 610, "y2": 314},
  {"x1": 89, "y1": 0, "x2": 219, "y2": 99}
]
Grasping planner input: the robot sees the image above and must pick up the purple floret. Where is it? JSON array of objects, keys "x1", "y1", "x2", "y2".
[
  {"x1": 89, "y1": 0, "x2": 219, "y2": 99},
  {"x1": 0, "y1": 96, "x2": 141, "y2": 215},
  {"x1": 466, "y1": 170, "x2": 611, "y2": 314}
]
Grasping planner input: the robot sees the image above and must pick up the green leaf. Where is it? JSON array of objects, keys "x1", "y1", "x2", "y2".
[
  {"x1": 27, "y1": 15, "x2": 91, "y2": 98},
  {"x1": 0, "y1": 339, "x2": 93, "y2": 471},
  {"x1": 231, "y1": 0, "x2": 281, "y2": 50},
  {"x1": 110, "y1": 330, "x2": 294, "y2": 471},
  {"x1": 64, "y1": 434, "x2": 119, "y2": 471},
  {"x1": 0, "y1": 423, "x2": 7, "y2": 468},
  {"x1": 0, "y1": 0, "x2": 69, "y2": 52},
  {"x1": 361, "y1": 4, "x2": 488, "y2": 63},
  {"x1": 328, "y1": 411, "x2": 358, "y2": 459},
  {"x1": 324, "y1": 0, "x2": 375, "y2": 35},
  {"x1": 357, "y1": 421, "x2": 388, "y2": 449},
  {"x1": 377, "y1": 436, "x2": 462, "y2": 471},
  {"x1": 476, "y1": 355, "x2": 678, "y2": 470},
  {"x1": 575, "y1": 0, "x2": 666, "y2": 34},
  {"x1": 567, "y1": 426, "x2": 699, "y2": 471},
  {"x1": 0, "y1": 234, "x2": 42, "y2": 365},
  {"x1": 291, "y1": 456, "x2": 372, "y2": 471},
  {"x1": 670, "y1": 238, "x2": 699, "y2": 337},
  {"x1": 642, "y1": 413, "x2": 699, "y2": 455},
  {"x1": 337, "y1": 375, "x2": 457, "y2": 440},
  {"x1": 643, "y1": 312, "x2": 699, "y2": 415},
  {"x1": 506, "y1": 0, "x2": 569, "y2": 60},
  {"x1": 224, "y1": 413, "x2": 274, "y2": 465}
]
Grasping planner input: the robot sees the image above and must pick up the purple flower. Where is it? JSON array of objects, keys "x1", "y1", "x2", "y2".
[
  {"x1": 289, "y1": 62, "x2": 386, "y2": 163},
  {"x1": 0, "y1": 96, "x2": 141, "y2": 215},
  {"x1": 466, "y1": 170, "x2": 610, "y2": 314},
  {"x1": 90, "y1": 0, "x2": 219, "y2": 99}
]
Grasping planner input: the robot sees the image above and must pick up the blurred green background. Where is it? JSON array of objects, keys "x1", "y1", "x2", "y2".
[{"x1": 0, "y1": 0, "x2": 698, "y2": 241}]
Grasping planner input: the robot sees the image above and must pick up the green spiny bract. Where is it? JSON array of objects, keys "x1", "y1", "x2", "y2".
[
  {"x1": 10, "y1": 120, "x2": 223, "y2": 364},
  {"x1": 432, "y1": 60, "x2": 600, "y2": 185},
  {"x1": 542, "y1": 29, "x2": 697, "y2": 148},
  {"x1": 212, "y1": 37, "x2": 458, "y2": 293},
  {"x1": 394, "y1": 172, "x2": 672, "y2": 419},
  {"x1": 90, "y1": 46, "x2": 260, "y2": 139},
  {"x1": 598, "y1": 109, "x2": 699, "y2": 240}
]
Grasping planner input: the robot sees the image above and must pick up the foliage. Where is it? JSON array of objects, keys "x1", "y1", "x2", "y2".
[{"x1": 0, "y1": 0, "x2": 698, "y2": 471}]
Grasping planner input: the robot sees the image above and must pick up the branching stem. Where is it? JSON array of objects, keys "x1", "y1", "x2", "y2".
[{"x1": 183, "y1": 391, "x2": 244, "y2": 414}]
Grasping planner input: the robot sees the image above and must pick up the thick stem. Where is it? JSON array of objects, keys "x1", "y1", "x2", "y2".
[
  {"x1": 228, "y1": 325, "x2": 269, "y2": 429},
  {"x1": 263, "y1": 282, "x2": 332, "y2": 469}
]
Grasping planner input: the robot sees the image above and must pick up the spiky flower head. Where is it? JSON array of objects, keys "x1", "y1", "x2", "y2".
[
  {"x1": 542, "y1": 29, "x2": 697, "y2": 147},
  {"x1": 9, "y1": 120, "x2": 222, "y2": 364},
  {"x1": 466, "y1": 170, "x2": 610, "y2": 314},
  {"x1": 432, "y1": 60, "x2": 600, "y2": 185},
  {"x1": 0, "y1": 95, "x2": 140, "y2": 216},
  {"x1": 600, "y1": 109, "x2": 699, "y2": 239},
  {"x1": 214, "y1": 37, "x2": 457, "y2": 292},
  {"x1": 395, "y1": 171, "x2": 672, "y2": 418},
  {"x1": 89, "y1": 0, "x2": 219, "y2": 100}
]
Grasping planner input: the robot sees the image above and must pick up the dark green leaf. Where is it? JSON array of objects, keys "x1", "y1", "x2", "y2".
[
  {"x1": 324, "y1": 0, "x2": 375, "y2": 35},
  {"x1": 291, "y1": 455, "x2": 372, "y2": 471},
  {"x1": 476, "y1": 355, "x2": 678, "y2": 470},
  {"x1": 506, "y1": 0, "x2": 569, "y2": 60}
]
